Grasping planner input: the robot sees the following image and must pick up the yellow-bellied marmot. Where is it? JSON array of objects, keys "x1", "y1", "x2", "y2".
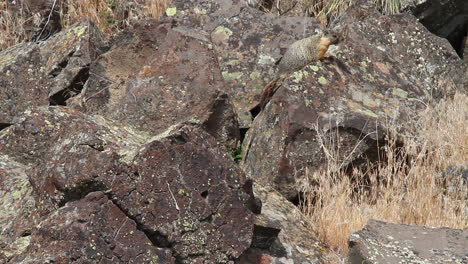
[{"x1": 257, "y1": 32, "x2": 340, "y2": 110}]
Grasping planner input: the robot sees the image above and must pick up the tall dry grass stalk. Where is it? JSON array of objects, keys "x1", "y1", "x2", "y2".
[
  {"x1": 144, "y1": 0, "x2": 172, "y2": 18},
  {"x1": 301, "y1": 93, "x2": 468, "y2": 261}
]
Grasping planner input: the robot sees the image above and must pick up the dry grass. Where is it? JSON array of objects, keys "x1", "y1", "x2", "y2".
[
  {"x1": 300, "y1": 93, "x2": 468, "y2": 261},
  {"x1": 0, "y1": 1, "x2": 29, "y2": 50},
  {"x1": 60, "y1": 0, "x2": 172, "y2": 35},
  {"x1": 0, "y1": 0, "x2": 172, "y2": 50}
]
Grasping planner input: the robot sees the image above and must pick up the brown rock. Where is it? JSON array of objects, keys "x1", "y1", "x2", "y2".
[
  {"x1": 0, "y1": 155, "x2": 39, "y2": 261},
  {"x1": 241, "y1": 2, "x2": 464, "y2": 201},
  {"x1": 349, "y1": 219, "x2": 468, "y2": 264},
  {"x1": 166, "y1": 0, "x2": 321, "y2": 128},
  {"x1": 0, "y1": 106, "x2": 256, "y2": 263},
  {"x1": 0, "y1": 19, "x2": 106, "y2": 125},
  {"x1": 72, "y1": 19, "x2": 240, "y2": 149},
  {"x1": 236, "y1": 183, "x2": 327, "y2": 264},
  {"x1": 9, "y1": 191, "x2": 174, "y2": 264}
]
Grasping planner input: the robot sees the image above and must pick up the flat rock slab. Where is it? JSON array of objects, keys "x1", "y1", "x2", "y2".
[
  {"x1": 0, "y1": 106, "x2": 256, "y2": 263},
  {"x1": 349, "y1": 219, "x2": 468, "y2": 264}
]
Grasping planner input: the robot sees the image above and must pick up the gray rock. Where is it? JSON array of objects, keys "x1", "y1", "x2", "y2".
[
  {"x1": 349, "y1": 219, "x2": 468, "y2": 264},
  {"x1": 0, "y1": 155, "x2": 38, "y2": 262},
  {"x1": 236, "y1": 183, "x2": 327, "y2": 264}
]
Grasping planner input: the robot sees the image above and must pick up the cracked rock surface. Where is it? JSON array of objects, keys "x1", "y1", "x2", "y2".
[
  {"x1": 0, "y1": 19, "x2": 106, "y2": 123},
  {"x1": 0, "y1": 107, "x2": 255, "y2": 263},
  {"x1": 9, "y1": 191, "x2": 175, "y2": 264}
]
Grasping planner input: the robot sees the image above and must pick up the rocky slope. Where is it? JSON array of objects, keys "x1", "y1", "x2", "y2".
[{"x1": 0, "y1": 0, "x2": 466, "y2": 263}]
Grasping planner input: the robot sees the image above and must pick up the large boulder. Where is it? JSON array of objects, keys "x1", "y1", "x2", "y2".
[
  {"x1": 9, "y1": 191, "x2": 175, "y2": 264},
  {"x1": 165, "y1": 0, "x2": 322, "y2": 127},
  {"x1": 348, "y1": 219, "x2": 468, "y2": 264},
  {"x1": 241, "y1": 2, "x2": 465, "y2": 201},
  {"x1": 400, "y1": 0, "x2": 468, "y2": 57},
  {"x1": 71, "y1": 19, "x2": 240, "y2": 149},
  {"x1": 0, "y1": 106, "x2": 256, "y2": 263},
  {"x1": 236, "y1": 183, "x2": 327, "y2": 264},
  {"x1": 0, "y1": 19, "x2": 106, "y2": 125}
]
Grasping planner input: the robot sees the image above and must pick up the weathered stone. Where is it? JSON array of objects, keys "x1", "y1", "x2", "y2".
[
  {"x1": 241, "y1": 2, "x2": 464, "y2": 201},
  {"x1": 236, "y1": 183, "x2": 327, "y2": 263},
  {"x1": 0, "y1": 19, "x2": 106, "y2": 124},
  {"x1": 400, "y1": 0, "x2": 468, "y2": 57},
  {"x1": 0, "y1": 106, "x2": 256, "y2": 263},
  {"x1": 348, "y1": 219, "x2": 468, "y2": 264},
  {"x1": 165, "y1": 0, "x2": 321, "y2": 127},
  {"x1": 71, "y1": 19, "x2": 240, "y2": 149},
  {"x1": 9, "y1": 191, "x2": 175, "y2": 264},
  {"x1": 0, "y1": 155, "x2": 39, "y2": 261}
]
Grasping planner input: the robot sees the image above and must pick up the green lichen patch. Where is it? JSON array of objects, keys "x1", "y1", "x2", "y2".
[
  {"x1": 318, "y1": 76, "x2": 328, "y2": 85},
  {"x1": 222, "y1": 71, "x2": 243, "y2": 81},
  {"x1": 194, "y1": 7, "x2": 207, "y2": 15},
  {"x1": 309, "y1": 65, "x2": 320, "y2": 72},
  {"x1": 66, "y1": 25, "x2": 88, "y2": 39},
  {"x1": 165, "y1": 7, "x2": 177, "y2": 17},
  {"x1": 292, "y1": 70, "x2": 308, "y2": 83},
  {"x1": 392, "y1": 88, "x2": 408, "y2": 99},
  {"x1": 213, "y1": 26, "x2": 233, "y2": 42},
  {"x1": 249, "y1": 71, "x2": 261, "y2": 80}
]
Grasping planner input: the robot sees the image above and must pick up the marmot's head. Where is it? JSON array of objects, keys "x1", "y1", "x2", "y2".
[{"x1": 323, "y1": 31, "x2": 340, "y2": 45}]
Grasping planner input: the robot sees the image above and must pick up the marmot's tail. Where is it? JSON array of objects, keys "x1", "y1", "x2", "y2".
[
  {"x1": 259, "y1": 75, "x2": 287, "y2": 109},
  {"x1": 250, "y1": 77, "x2": 286, "y2": 117}
]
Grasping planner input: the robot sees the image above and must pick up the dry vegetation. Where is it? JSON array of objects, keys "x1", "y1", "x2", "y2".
[
  {"x1": 0, "y1": 0, "x2": 172, "y2": 50},
  {"x1": 301, "y1": 93, "x2": 468, "y2": 262}
]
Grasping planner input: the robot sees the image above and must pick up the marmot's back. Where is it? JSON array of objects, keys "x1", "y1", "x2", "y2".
[
  {"x1": 256, "y1": 32, "x2": 339, "y2": 111},
  {"x1": 276, "y1": 33, "x2": 339, "y2": 78}
]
